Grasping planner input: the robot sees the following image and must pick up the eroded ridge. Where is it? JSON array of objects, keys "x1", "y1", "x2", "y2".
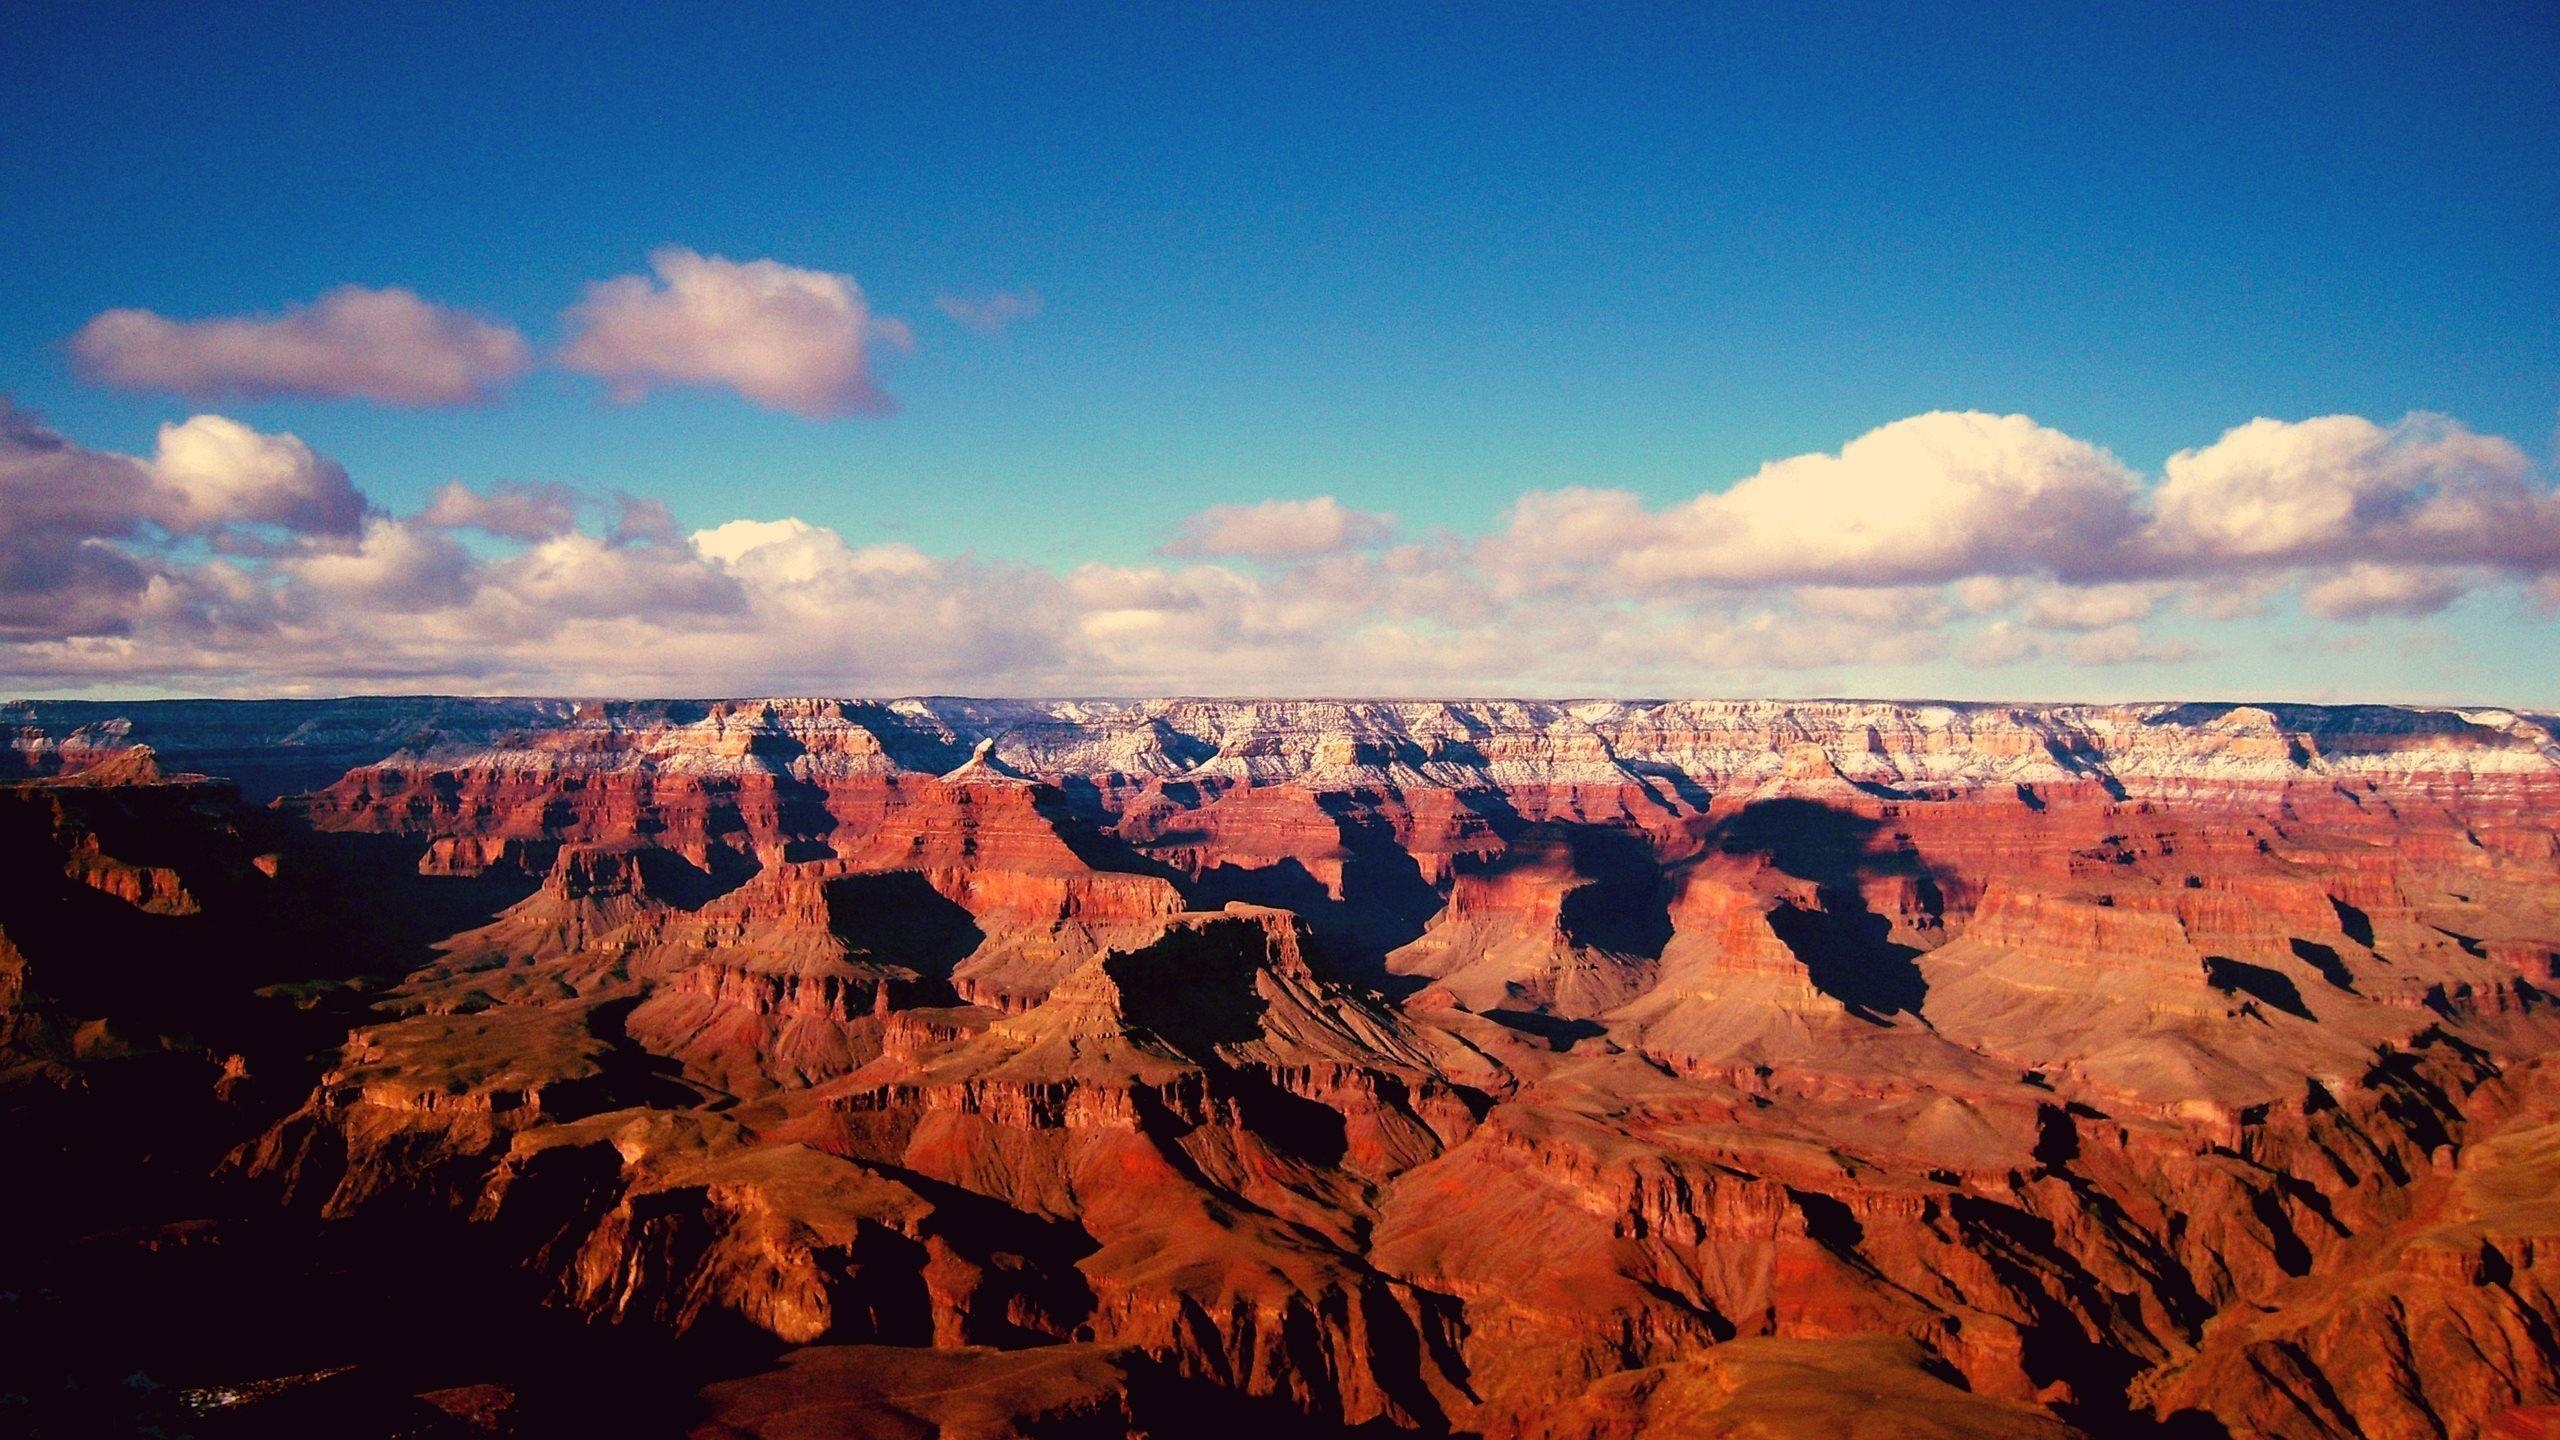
[{"x1": 5, "y1": 697, "x2": 2559, "y2": 1438}]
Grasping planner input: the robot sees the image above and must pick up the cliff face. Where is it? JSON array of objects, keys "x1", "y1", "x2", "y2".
[{"x1": 8, "y1": 696, "x2": 2560, "y2": 1438}]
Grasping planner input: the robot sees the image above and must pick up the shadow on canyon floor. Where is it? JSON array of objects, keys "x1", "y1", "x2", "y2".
[
  {"x1": 1180, "y1": 803, "x2": 1448, "y2": 1001},
  {"x1": 825, "y1": 869, "x2": 987, "y2": 996},
  {"x1": 1712, "y1": 799, "x2": 1934, "y2": 1022},
  {"x1": 1552, "y1": 823, "x2": 1676, "y2": 960},
  {"x1": 0, "y1": 1204, "x2": 778, "y2": 1439},
  {"x1": 268, "y1": 822, "x2": 545, "y2": 972}
]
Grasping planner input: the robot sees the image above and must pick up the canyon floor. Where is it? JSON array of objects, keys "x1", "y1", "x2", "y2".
[{"x1": 5, "y1": 697, "x2": 2560, "y2": 1439}]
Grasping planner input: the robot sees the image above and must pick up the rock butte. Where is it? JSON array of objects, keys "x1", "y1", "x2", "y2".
[{"x1": 4, "y1": 695, "x2": 2560, "y2": 1439}]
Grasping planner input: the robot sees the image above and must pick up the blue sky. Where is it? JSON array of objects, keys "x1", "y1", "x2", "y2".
[{"x1": 2, "y1": 2, "x2": 2556, "y2": 701}]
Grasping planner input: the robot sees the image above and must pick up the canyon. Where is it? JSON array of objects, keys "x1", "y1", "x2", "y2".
[{"x1": 5, "y1": 695, "x2": 2560, "y2": 1439}]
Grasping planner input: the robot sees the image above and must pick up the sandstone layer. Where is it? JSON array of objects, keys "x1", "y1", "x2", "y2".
[{"x1": 5, "y1": 696, "x2": 2559, "y2": 1439}]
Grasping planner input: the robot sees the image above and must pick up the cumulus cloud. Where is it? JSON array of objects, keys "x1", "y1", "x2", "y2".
[
  {"x1": 1962, "y1": 622, "x2": 2043, "y2": 668},
  {"x1": 283, "y1": 518, "x2": 475, "y2": 610},
  {"x1": 2019, "y1": 582, "x2": 2162, "y2": 632},
  {"x1": 1959, "y1": 618, "x2": 2195, "y2": 669},
  {"x1": 0, "y1": 403, "x2": 375, "y2": 644},
  {"x1": 1486, "y1": 488, "x2": 1657, "y2": 592},
  {"x1": 70, "y1": 287, "x2": 531, "y2": 406},
  {"x1": 1497, "y1": 412, "x2": 2143, "y2": 591},
  {"x1": 2150, "y1": 414, "x2": 2558, "y2": 573},
  {"x1": 420, "y1": 479, "x2": 582, "y2": 541},
  {"x1": 693, "y1": 517, "x2": 848, "y2": 577},
  {"x1": 1474, "y1": 410, "x2": 2560, "y2": 609},
  {"x1": 148, "y1": 415, "x2": 366, "y2": 536},
  {"x1": 1473, "y1": 410, "x2": 2558, "y2": 631},
  {"x1": 497, "y1": 531, "x2": 745, "y2": 620},
  {"x1": 0, "y1": 402, "x2": 163, "y2": 639},
  {"x1": 1790, "y1": 585, "x2": 1954, "y2": 627},
  {"x1": 936, "y1": 290, "x2": 1044, "y2": 333},
  {"x1": 2302, "y1": 563, "x2": 2466, "y2": 620},
  {"x1": 561, "y1": 249, "x2": 910, "y2": 417},
  {"x1": 2061, "y1": 625, "x2": 2197, "y2": 667},
  {"x1": 1163, "y1": 497, "x2": 1397, "y2": 559}
]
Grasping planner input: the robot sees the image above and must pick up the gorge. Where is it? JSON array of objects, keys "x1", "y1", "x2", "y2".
[{"x1": 5, "y1": 696, "x2": 2559, "y2": 1439}]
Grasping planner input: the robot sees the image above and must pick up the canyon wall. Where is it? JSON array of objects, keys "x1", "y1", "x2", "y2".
[{"x1": 7, "y1": 696, "x2": 2560, "y2": 1438}]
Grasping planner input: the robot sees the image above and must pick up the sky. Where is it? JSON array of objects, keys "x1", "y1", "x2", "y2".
[{"x1": 3, "y1": 1, "x2": 2557, "y2": 704}]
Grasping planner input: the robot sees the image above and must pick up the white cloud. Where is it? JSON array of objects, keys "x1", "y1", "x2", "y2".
[
  {"x1": 1471, "y1": 410, "x2": 2560, "y2": 607},
  {"x1": 692, "y1": 518, "x2": 937, "y2": 587},
  {"x1": 493, "y1": 531, "x2": 744, "y2": 619},
  {"x1": 692, "y1": 517, "x2": 837, "y2": 572},
  {"x1": 2061, "y1": 625, "x2": 2196, "y2": 667},
  {"x1": 2020, "y1": 582, "x2": 2161, "y2": 631},
  {"x1": 282, "y1": 518, "x2": 474, "y2": 610},
  {"x1": 2302, "y1": 563, "x2": 2466, "y2": 620},
  {"x1": 1963, "y1": 621, "x2": 2043, "y2": 668},
  {"x1": 2151, "y1": 414, "x2": 2557, "y2": 572},
  {"x1": 1161, "y1": 496, "x2": 1396, "y2": 559},
  {"x1": 610, "y1": 495, "x2": 685, "y2": 548},
  {"x1": 0, "y1": 406, "x2": 368, "y2": 642},
  {"x1": 148, "y1": 415, "x2": 366, "y2": 536},
  {"x1": 1486, "y1": 487, "x2": 1656, "y2": 593},
  {"x1": 70, "y1": 286, "x2": 530, "y2": 406},
  {"x1": 561, "y1": 249, "x2": 909, "y2": 418},
  {"x1": 1952, "y1": 576, "x2": 2021, "y2": 614},
  {"x1": 1959, "y1": 617, "x2": 2195, "y2": 668},
  {"x1": 1790, "y1": 585, "x2": 1954, "y2": 626},
  {"x1": 1564, "y1": 412, "x2": 2144, "y2": 590},
  {"x1": 2185, "y1": 574, "x2": 2282, "y2": 622}
]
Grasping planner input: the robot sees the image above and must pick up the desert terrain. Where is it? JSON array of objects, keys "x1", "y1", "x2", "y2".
[{"x1": 5, "y1": 696, "x2": 2558, "y2": 1438}]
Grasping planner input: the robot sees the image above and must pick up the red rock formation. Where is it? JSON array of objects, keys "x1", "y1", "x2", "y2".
[
  {"x1": 1385, "y1": 826, "x2": 1674, "y2": 1019},
  {"x1": 7, "y1": 697, "x2": 2560, "y2": 1438}
]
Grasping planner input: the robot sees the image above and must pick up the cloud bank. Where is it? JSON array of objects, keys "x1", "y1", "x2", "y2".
[{"x1": 2, "y1": 404, "x2": 2553, "y2": 698}]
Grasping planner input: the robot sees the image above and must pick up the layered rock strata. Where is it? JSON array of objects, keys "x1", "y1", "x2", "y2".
[{"x1": 4, "y1": 696, "x2": 2558, "y2": 1438}]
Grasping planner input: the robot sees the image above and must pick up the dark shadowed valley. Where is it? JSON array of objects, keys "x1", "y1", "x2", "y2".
[{"x1": 7, "y1": 696, "x2": 2560, "y2": 1439}]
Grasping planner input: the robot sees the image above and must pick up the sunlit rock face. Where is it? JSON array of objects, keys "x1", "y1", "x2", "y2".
[{"x1": 8, "y1": 695, "x2": 2560, "y2": 1438}]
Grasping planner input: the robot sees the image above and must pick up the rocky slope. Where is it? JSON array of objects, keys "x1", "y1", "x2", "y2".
[{"x1": 5, "y1": 695, "x2": 2560, "y2": 1438}]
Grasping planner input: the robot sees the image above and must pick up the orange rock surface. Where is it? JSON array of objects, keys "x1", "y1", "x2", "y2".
[{"x1": 5, "y1": 696, "x2": 2560, "y2": 1438}]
